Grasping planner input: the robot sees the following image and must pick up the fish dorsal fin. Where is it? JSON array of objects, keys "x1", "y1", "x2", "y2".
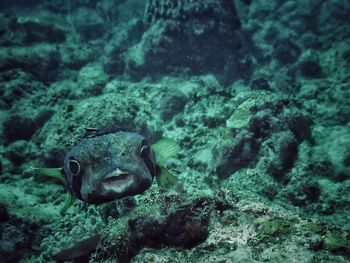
[
  {"x1": 28, "y1": 167, "x2": 66, "y2": 184},
  {"x1": 83, "y1": 127, "x2": 99, "y2": 138},
  {"x1": 151, "y1": 138, "x2": 180, "y2": 166}
]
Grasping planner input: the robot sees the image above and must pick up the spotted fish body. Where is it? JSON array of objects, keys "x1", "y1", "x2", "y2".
[{"x1": 63, "y1": 132, "x2": 156, "y2": 204}]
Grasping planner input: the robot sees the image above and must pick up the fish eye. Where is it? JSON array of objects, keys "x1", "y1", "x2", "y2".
[
  {"x1": 68, "y1": 159, "x2": 80, "y2": 175},
  {"x1": 140, "y1": 140, "x2": 150, "y2": 159}
]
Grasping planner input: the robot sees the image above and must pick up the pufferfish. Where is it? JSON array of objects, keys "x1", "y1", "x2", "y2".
[{"x1": 30, "y1": 131, "x2": 180, "y2": 214}]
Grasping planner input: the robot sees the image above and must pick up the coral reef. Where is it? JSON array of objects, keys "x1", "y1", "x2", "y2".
[{"x1": 0, "y1": 0, "x2": 349, "y2": 262}]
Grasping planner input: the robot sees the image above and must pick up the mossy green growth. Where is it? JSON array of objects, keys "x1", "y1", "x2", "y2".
[
  {"x1": 303, "y1": 221, "x2": 324, "y2": 234},
  {"x1": 250, "y1": 218, "x2": 294, "y2": 247},
  {"x1": 324, "y1": 232, "x2": 350, "y2": 252},
  {"x1": 260, "y1": 219, "x2": 293, "y2": 236},
  {"x1": 226, "y1": 98, "x2": 255, "y2": 129},
  {"x1": 17, "y1": 15, "x2": 70, "y2": 31}
]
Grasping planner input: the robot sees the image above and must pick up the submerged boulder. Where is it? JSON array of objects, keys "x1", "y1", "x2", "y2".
[
  {"x1": 93, "y1": 197, "x2": 211, "y2": 262},
  {"x1": 125, "y1": 0, "x2": 246, "y2": 80}
]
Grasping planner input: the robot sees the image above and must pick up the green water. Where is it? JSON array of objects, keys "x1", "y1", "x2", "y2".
[{"x1": 0, "y1": 0, "x2": 349, "y2": 262}]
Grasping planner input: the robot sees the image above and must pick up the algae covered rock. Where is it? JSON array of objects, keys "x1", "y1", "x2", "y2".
[
  {"x1": 214, "y1": 91, "x2": 311, "y2": 181},
  {"x1": 273, "y1": 38, "x2": 302, "y2": 65},
  {"x1": 215, "y1": 130, "x2": 259, "y2": 179},
  {"x1": 0, "y1": 45, "x2": 61, "y2": 83},
  {"x1": 16, "y1": 14, "x2": 67, "y2": 44},
  {"x1": 0, "y1": 203, "x2": 9, "y2": 222},
  {"x1": 265, "y1": 131, "x2": 299, "y2": 181},
  {"x1": 2, "y1": 109, "x2": 54, "y2": 144},
  {"x1": 226, "y1": 98, "x2": 255, "y2": 129},
  {"x1": 0, "y1": 215, "x2": 40, "y2": 262},
  {"x1": 93, "y1": 197, "x2": 211, "y2": 262},
  {"x1": 158, "y1": 89, "x2": 187, "y2": 121},
  {"x1": 260, "y1": 218, "x2": 293, "y2": 237},
  {"x1": 324, "y1": 232, "x2": 350, "y2": 253},
  {"x1": 32, "y1": 90, "x2": 139, "y2": 166},
  {"x1": 70, "y1": 7, "x2": 107, "y2": 40},
  {"x1": 125, "y1": 0, "x2": 245, "y2": 79}
]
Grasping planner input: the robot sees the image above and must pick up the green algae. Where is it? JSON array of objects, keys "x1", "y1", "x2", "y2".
[
  {"x1": 260, "y1": 218, "x2": 293, "y2": 237},
  {"x1": 17, "y1": 15, "x2": 70, "y2": 31},
  {"x1": 303, "y1": 221, "x2": 324, "y2": 234},
  {"x1": 324, "y1": 232, "x2": 350, "y2": 253},
  {"x1": 226, "y1": 98, "x2": 256, "y2": 129}
]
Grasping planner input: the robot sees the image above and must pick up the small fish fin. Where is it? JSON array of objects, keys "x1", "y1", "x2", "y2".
[
  {"x1": 83, "y1": 127, "x2": 99, "y2": 138},
  {"x1": 151, "y1": 138, "x2": 180, "y2": 166},
  {"x1": 28, "y1": 167, "x2": 66, "y2": 184},
  {"x1": 60, "y1": 193, "x2": 77, "y2": 215},
  {"x1": 156, "y1": 165, "x2": 179, "y2": 189}
]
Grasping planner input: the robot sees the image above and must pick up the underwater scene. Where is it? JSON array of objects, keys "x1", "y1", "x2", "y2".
[{"x1": 0, "y1": 0, "x2": 350, "y2": 262}]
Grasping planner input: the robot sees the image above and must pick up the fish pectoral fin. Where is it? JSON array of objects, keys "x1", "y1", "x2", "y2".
[
  {"x1": 152, "y1": 138, "x2": 180, "y2": 188},
  {"x1": 60, "y1": 193, "x2": 77, "y2": 215},
  {"x1": 27, "y1": 167, "x2": 75, "y2": 215},
  {"x1": 27, "y1": 167, "x2": 66, "y2": 184},
  {"x1": 151, "y1": 138, "x2": 180, "y2": 166},
  {"x1": 156, "y1": 165, "x2": 178, "y2": 189}
]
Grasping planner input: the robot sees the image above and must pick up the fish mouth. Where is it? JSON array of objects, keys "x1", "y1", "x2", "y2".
[{"x1": 100, "y1": 170, "x2": 136, "y2": 194}]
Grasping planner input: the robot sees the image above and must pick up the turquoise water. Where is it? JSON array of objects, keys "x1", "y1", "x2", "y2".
[{"x1": 0, "y1": 0, "x2": 349, "y2": 262}]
